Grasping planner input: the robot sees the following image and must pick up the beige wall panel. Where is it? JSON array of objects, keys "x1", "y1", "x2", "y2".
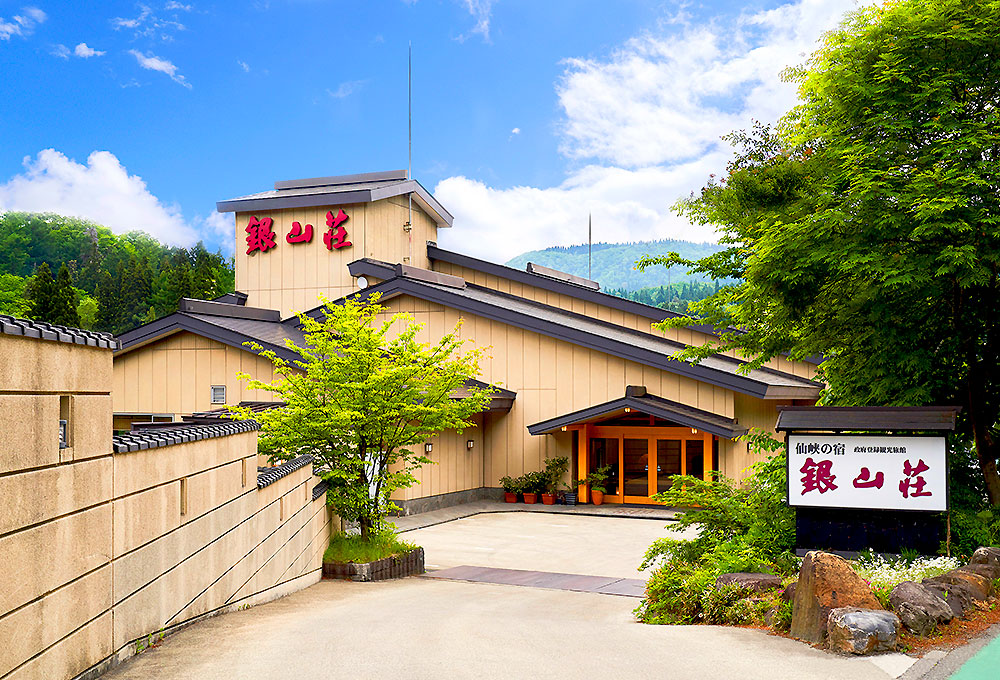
[
  {"x1": 113, "y1": 433, "x2": 250, "y2": 499},
  {"x1": 112, "y1": 492, "x2": 256, "y2": 604},
  {"x1": 0, "y1": 565, "x2": 112, "y2": 678},
  {"x1": 0, "y1": 394, "x2": 59, "y2": 473},
  {"x1": 6, "y1": 611, "x2": 112, "y2": 680},
  {"x1": 235, "y1": 198, "x2": 438, "y2": 317},
  {"x1": 0, "y1": 335, "x2": 111, "y2": 395},
  {"x1": 113, "y1": 482, "x2": 182, "y2": 558},
  {"x1": 0, "y1": 504, "x2": 111, "y2": 614},
  {"x1": 0, "y1": 457, "x2": 111, "y2": 537},
  {"x1": 71, "y1": 395, "x2": 113, "y2": 461}
]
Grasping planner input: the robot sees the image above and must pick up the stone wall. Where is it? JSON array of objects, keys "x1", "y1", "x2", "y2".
[{"x1": 0, "y1": 323, "x2": 332, "y2": 680}]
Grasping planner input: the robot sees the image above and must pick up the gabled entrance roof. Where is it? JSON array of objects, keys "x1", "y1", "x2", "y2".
[{"x1": 527, "y1": 386, "x2": 747, "y2": 440}]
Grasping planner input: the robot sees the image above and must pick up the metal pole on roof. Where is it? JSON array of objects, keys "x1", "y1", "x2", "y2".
[
  {"x1": 588, "y1": 213, "x2": 592, "y2": 280},
  {"x1": 406, "y1": 42, "x2": 414, "y2": 262}
]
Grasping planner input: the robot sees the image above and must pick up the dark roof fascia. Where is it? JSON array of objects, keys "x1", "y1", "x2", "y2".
[
  {"x1": 179, "y1": 298, "x2": 281, "y2": 322},
  {"x1": 212, "y1": 291, "x2": 248, "y2": 306},
  {"x1": 275, "y1": 170, "x2": 408, "y2": 191},
  {"x1": 115, "y1": 312, "x2": 301, "y2": 364},
  {"x1": 216, "y1": 179, "x2": 453, "y2": 228},
  {"x1": 775, "y1": 406, "x2": 961, "y2": 432},
  {"x1": 326, "y1": 277, "x2": 820, "y2": 400},
  {"x1": 527, "y1": 395, "x2": 745, "y2": 440},
  {"x1": 216, "y1": 188, "x2": 373, "y2": 214},
  {"x1": 425, "y1": 244, "x2": 721, "y2": 336},
  {"x1": 348, "y1": 258, "x2": 403, "y2": 281}
]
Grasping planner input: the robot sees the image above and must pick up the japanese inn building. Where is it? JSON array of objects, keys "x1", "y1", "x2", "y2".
[{"x1": 113, "y1": 169, "x2": 822, "y2": 512}]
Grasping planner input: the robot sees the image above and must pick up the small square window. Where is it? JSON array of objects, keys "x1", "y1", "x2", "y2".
[{"x1": 211, "y1": 385, "x2": 226, "y2": 404}]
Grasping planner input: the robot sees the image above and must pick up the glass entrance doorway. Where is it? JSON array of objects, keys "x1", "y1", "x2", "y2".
[{"x1": 579, "y1": 426, "x2": 715, "y2": 504}]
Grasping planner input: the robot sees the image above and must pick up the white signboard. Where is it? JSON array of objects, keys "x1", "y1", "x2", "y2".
[{"x1": 787, "y1": 434, "x2": 946, "y2": 512}]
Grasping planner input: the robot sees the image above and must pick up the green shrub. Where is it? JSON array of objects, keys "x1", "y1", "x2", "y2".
[
  {"x1": 637, "y1": 429, "x2": 797, "y2": 627},
  {"x1": 323, "y1": 529, "x2": 418, "y2": 564},
  {"x1": 771, "y1": 598, "x2": 793, "y2": 632}
]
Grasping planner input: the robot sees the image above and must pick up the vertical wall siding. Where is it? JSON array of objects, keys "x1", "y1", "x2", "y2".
[
  {"x1": 112, "y1": 332, "x2": 283, "y2": 418},
  {"x1": 432, "y1": 261, "x2": 821, "y2": 381},
  {"x1": 233, "y1": 197, "x2": 438, "y2": 318},
  {"x1": 375, "y1": 295, "x2": 740, "y2": 487}
]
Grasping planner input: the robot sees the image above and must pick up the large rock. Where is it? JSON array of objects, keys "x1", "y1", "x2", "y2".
[
  {"x1": 971, "y1": 546, "x2": 1000, "y2": 567},
  {"x1": 929, "y1": 569, "x2": 992, "y2": 601},
  {"x1": 827, "y1": 608, "x2": 900, "y2": 655},
  {"x1": 889, "y1": 581, "x2": 953, "y2": 635},
  {"x1": 791, "y1": 551, "x2": 883, "y2": 644},
  {"x1": 921, "y1": 578, "x2": 979, "y2": 617},
  {"x1": 715, "y1": 572, "x2": 782, "y2": 593},
  {"x1": 960, "y1": 562, "x2": 1000, "y2": 583}
]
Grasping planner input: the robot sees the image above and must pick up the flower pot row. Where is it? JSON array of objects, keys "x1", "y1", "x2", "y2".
[{"x1": 503, "y1": 491, "x2": 558, "y2": 505}]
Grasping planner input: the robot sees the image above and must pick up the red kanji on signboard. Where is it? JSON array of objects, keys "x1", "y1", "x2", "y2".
[
  {"x1": 323, "y1": 209, "x2": 352, "y2": 250},
  {"x1": 800, "y1": 457, "x2": 838, "y2": 495},
  {"x1": 899, "y1": 458, "x2": 933, "y2": 498},
  {"x1": 246, "y1": 216, "x2": 277, "y2": 255},
  {"x1": 853, "y1": 467, "x2": 885, "y2": 489},
  {"x1": 286, "y1": 221, "x2": 313, "y2": 244}
]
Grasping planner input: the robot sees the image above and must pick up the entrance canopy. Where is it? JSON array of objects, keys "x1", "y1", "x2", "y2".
[{"x1": 527, "y1": 386, "x2": 746, "y2": 440}]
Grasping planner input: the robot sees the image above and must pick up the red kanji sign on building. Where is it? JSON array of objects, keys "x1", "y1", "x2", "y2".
[
  {"x1": 323, "y1": 209, "x2": 352, "y2": 250},
  {"x1": 245, "y1": 216, "x2": 277, "y2": 255},
  {"x1": 286, "y1": 221, "x2": 313, "y2": 244}
]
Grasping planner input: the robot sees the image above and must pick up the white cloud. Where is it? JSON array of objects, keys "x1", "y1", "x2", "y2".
[
  {"x1": 237, "y1": 59, "x2": 250, "y2": 72},
  {"x1": 457, "y1": 0, "x2": 493, "y2": 42},
  {"x1": 0, "y1": 6, "x2": 46, "y2": 40},
  {"x1": 327, "y1": 80, "x2": 366, "y2": 98},
  {"x1": 436, "y1": 0, "x2": 867, "y2": 263},
  {"x1": 557, "y1": 0, "x2": 859, "y2": 167},
  {"x1": 165, "y1": 1, "x2": 193, "y2": 10},
  {"x1": 112, "y1": 4, "x2": 185, "y2": 39},
  {"x1": 510, "y1": 127, "x2": 520, "y2": 135},
  {"x1": 74, "y1": 42, "x2": 105, "y2": 58},
  {"x1": 129, "y1": 49, "x2": 191, "y2": 88},
  {"x1": 0, "y1": 149, "x2": 201, "y2": 248},
  {"x1": 50, "y1": 43, "x2": 70, "y2": 58}
]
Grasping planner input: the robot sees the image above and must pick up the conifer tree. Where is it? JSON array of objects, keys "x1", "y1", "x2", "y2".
[
  {"x1": 26, "y1": 262, "x2": 57, "y2": 321},
  {"x1": 52, "y1": 264, "x2": 80, "y2": 327}
]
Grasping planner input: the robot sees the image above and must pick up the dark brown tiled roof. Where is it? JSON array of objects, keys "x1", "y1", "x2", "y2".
[
  {"x1": 0, "y1": 314, "x2": 117, "y2": 349},
  {"x1": 775, "y1": 406, "x2": 961, "y2": 432},
  {"x1": 320, "y1": 271, "x2": 823, "y2": 400}
]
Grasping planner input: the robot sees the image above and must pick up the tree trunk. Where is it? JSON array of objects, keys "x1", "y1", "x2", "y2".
[{"x1": 968, "y1": 385, "x2": 1000, "y2": 506}]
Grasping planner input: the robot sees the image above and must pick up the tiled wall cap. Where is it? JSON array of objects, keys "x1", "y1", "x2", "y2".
[
  {"x1": 257, "y1": 454, "x2": 314, "y2": 489},
  {"x1": 112, "y1": 420, "x2": 260, "y2": 453},
  {"x1": 0, "y1": 314, "x2": 118, "y2": 349}
]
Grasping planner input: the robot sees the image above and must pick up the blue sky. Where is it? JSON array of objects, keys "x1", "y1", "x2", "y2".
[{"x1": 0, "y1": 0, "x2": 866, "y2": 261}]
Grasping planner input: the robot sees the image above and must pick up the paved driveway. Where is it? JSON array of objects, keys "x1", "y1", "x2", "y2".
[{"x1": 105, "y1": 512, "x2": 912, "y2": 680}]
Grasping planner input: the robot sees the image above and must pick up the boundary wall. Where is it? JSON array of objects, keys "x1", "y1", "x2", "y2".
[{"x1": 0, "y1": 326, "x2": 332, "y2": 680}]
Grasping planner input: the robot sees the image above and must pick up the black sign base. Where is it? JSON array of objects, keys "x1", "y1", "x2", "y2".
[{"x1": 795, "y1": 507, "x2": 942, "y2": 556}]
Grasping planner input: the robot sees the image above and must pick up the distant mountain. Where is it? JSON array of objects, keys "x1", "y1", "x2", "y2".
[{"x1": 505, "y1": 239, "x2": 729, "y2": 291}]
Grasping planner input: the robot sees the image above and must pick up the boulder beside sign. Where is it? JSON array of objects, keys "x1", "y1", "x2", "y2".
[{"x1": 787, "y1": 434, "x2": 946, "y2": 512}]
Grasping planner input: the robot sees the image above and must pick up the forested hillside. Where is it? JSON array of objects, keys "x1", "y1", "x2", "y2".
[
  {"x1": 506, "y1": 239, "x2": 729, "y2": 291},
  {"x1": 0, "y1": 212, "x2": 234, "y2": 334},
  {"x1": 605, "y1": 281, "x2": 720, "y2": 313}
]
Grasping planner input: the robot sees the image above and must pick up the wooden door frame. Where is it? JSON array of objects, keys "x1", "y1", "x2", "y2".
[{"x1": 572, "y1": 424, "x2": 715, "y2": 505}]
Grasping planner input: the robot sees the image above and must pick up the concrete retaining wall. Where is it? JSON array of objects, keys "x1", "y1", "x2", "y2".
[{"x1": 0, "y1": 330, "x2": 332, "y2": 680}]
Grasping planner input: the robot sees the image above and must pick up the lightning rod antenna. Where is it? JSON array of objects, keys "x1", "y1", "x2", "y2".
[{"x1": 405, "y1": 42, "x2": 413, "y2": 262}]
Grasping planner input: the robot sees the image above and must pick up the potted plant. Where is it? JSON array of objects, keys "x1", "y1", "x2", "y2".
[
  {"x1": 522, "y1": 470, "x2": 545, "y2": 504},
  {"x1": 582, "y1": 465, "x2": 612, "y2": 505},
  {"x1": 541, "y1": 455, "x2": 569, "y2": 505},
  {"x1": 500, "y1": 475, "x2": 521, "y2": 503},
  {"x1": 563, "y1": 479, "x2": 579, "y2": 506}
]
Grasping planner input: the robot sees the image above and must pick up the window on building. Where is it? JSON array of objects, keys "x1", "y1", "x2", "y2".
[{"x1": 211, "y1": 385, "x2": 226, "y2": 404}]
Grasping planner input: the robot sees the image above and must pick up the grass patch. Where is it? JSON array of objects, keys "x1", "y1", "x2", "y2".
[{"x1": 323, "y1": 531, "x2": 419, "y2": 564}]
